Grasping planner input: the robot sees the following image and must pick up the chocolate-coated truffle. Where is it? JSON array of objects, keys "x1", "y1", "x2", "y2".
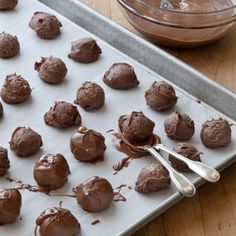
[
  {"x1": 29, "y1": 12, "x2": 62, "y2": 39},
  {"x1": 0, "y1": 188, "x2": 22, "y2": 225},
  {"x1": 0, "y1": 73, "x2": 31, "y2": 104},
  {"x1": 0, "y1": 32, "x2": 20, "y2": 58},
  {"x1": 201, "y1": 118, "x2": 232, "y2": 149},
  {"x1": 36, "y1": 207, "x2": 80, "y2": 236},
  {"x1": 9, "y1": 127, "x2": 43, "y2": 157},
  {"x1": 119, "y1": 111, "x2": 155, "y2": 142},
  {"x1": 145, "y1": 81, "x2": 178, "y2": 112},
  {"x1": 169, "y1": 143, "x2": 201, "y2": 172},
  {"x1": 0, "y1": 147, "x2": 10, "y2": 176},
  {"x1": 103, "y1": 63, "x2": 139, "y2": 90},
  {"x1": 34, "y1": 153, "x2": 70, "y2": 190},
  {"x1": 74, "y1": 82, "x2": 105, "y2": 110},
  {"x1": 164, "y1": 111, "x2": 195, "y2": 141},
  {"x1": 34, "y1": 56, "x2": 67, "y2": 84},
  {"x1": 74, "y1": 176, "x2": 114, "y2": 212},
  {"x1": 68, "y1": 38, "x2": 102, "y2": 63},
  {"x1": 44, "y1": 101, "x2": 81, "y2": 128},
  {"x1": 135, "y1": 163, "x2": 170, "y2": 193},
  {"x1": 0, "y1": 102, "x2": 3, "y2": 116},
  {"x1": 70, "y1": 127, "x2": 106, "y2": 162},
  {"x1": 0, "y1": 0, "x2": 17, "y2": 10}
]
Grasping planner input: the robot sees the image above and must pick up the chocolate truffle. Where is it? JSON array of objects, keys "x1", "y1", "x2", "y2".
[
  {"x1": 0, "y1": 32, "x2": 20, "y2": 58},
  {"x1": 0, "y1": 188, "x2": 22, "y2": 225},
  {"x1": 70, "y1": 127, "x2": 106, "y2": 162},
  {"x1": 0, "y1": 147, "x2": 10, "y2": 176},
  {"x1": 119, "y1": 111, "x2": 155, "y2": 142},
  {"x1": 135, "y1": 163, "x2": 170, "y2": 193},
  {"x1": 34, "y1": 153, "x2": 70, "y2": 190},
  {"x1": 29, "y1": 12, "x2": 62, "y2": 39},
  {"x1": 164, "y1": 111, "x2": 195, "y2": 141},
  {"x1": 68, "y1": 38, "x2": 102, "y2": 63},
  {"x1": 74, "y1": 82, "x2": 105, "y2": 110},
  {"x1": 169, "y1": 143, "x2": 201, "y2": 172},
  {"x1": 9, "y1": 127, "x2": 42, "y2": 157},
  {"x1": 0, "y1": 102, "x2": 3, "y2": 116},
  {"x1": 103, "y1": 63, "x2": 139, "y2": 90},
  {"x1": 145, "y1": 81, "x2": 178, "y2": 112},
  {"x1": 0, "y1": 73, "x2": 31, "y2": 104},
  {"x1": 201, "y1": 118, "x2": 232, "y2": 149},
  {"x1": 34, "y1": 56, "x2": 67, "y2": 84},
  {"x1": 74, "y1": 176, "x2": 114, "y2": 212},
  {"x1": 0, "y1": 0, "x2": 18, "y2": 10},
  {"x1": 36, "y1": 207, "x2": 80, "y2": 236},
  {"x1": 44, "y1": 101, "x2": 81, "y2": 128}
]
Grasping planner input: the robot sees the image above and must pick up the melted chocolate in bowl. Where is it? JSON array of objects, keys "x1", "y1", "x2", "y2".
[{"x1": 118, "y1": 0, "x2": 236, "y2": 48}]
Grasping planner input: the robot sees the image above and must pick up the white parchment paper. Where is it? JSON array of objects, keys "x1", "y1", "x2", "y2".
[{"x1": 0, "y1": 0, "x2": 235, "y2": 235}]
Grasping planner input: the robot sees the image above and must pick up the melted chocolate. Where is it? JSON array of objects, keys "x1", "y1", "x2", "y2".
[{"x1": 113, "y1": 157, "x2": 131, "y2": 174}]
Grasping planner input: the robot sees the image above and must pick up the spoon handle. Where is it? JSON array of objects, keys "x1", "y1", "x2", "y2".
[
  {"x1": 154, "y1": 144, "x2": 220, "y2": 183},
  {"x1": 145, "y1": 146, "x2": 196, "y2": 197}
]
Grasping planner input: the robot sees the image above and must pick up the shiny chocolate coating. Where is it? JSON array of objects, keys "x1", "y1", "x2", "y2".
[
  {"x1": 36, "y1": 207, "x2": 80, "y2": 236},
  {"x1": 119, "y1": 111, "x2": 155, "y2": 142},
  {"x1": 74, "y1": 176, "x2": 114, "y2": 212},
  {"x1": 0, "y1": 188, "x2": 22, "y2": 225},
  {"x1": 34, "y1": 56, "x2": 67, "y2": 84},
  {"x1": 34, "y1": 153, "x2": 70, "y2": 190},
  {"x1": 9, "y1": 127, "x2": 42, "y2": 157},
  {"x1": 201, "y1": 118, "x2": 231, "y2": 149},
  {"x1": 74, "y1": 81, "x2": 105, "y2": 110},
  {"x1": 0, "y1": 73, "x2": 31, "y2": 104},
  {"x1": 135, "y1": 163, "x2": 170, "y2": 193},
  {"x1": 0, "y1": 32, "x2": 20, "y2": 58},
  {"x1": 0, "y1": 147, "x2": 10, "y2": 176},
  {"x1": 68, "y1": 37, "x2": 102, "y2": 63},
  {"x1": 169, "y1": 143, "x2": 201, "y2": 172},
  {"x1": 0, "y1": 0, "x2": 18, "y2": 10},
  {"x1": 29, "y1": 12, "x2": 62, "y2": 39},
  {"x1": 145, "y1": 81, "x2": 178, "y2": 111},
  {"x1": 103, "y1": 63, "x2": 139, "y2": 90},
  {"x1": 0, "y1": 102, "x2": 3, "y2": 116},
  {"x1": 70, "y1": 127, "x2": 106, "y2": 162},
  {"x1": 44, "y1": 101, "x2": 81, "y2": 128},
  {"x1": 164, "y1": 111, "x2": 195, "y2": 141}
]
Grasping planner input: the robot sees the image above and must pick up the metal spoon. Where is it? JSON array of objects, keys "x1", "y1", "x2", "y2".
[
  {"x1": 154, "y1": 144, "x2": 220, "y2": 183},
  {"x1": 118, "y1": 126, "x2": 196, "y2": 197}
]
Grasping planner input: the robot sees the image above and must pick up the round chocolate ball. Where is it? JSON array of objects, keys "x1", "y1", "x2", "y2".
[
  {"x1": 169, "y1": 143, "x2": 201, "y2": 172},
  {"x1": 70, "y1": 127, "x2": 106, "y2": 162},
  {"x1": 0, "y1": 188, "x2": 22, "y2": 225},
  {"x1": 164, "y1": 111, "x2": 195, "y2": 141},
  {"x1": 0, "y1": 32, "x2": 20, "y2": 58},
  {"x1": 119, "y1": 111, "x2": 155, "y2": 142},
  {"x1": 68, "y1": 37, "x2": 102, "y2": 63},
  {"x1": 34, "y1": 153, "x2": 70, "y2": 190},
  {"x1": 201, "y1": 118, "x2": 231, "y2": 149},
  {"x1": 0, "y1": 0, "x2": 18, "y2": 10},
  {"x1": 9, "y1": 127, "x2": 43, "y2": 157},
  {"x1": 0, "y1": 102, "x2": 3, "y2": 117},
  {"x1": 145, "y1": 81, "x2": 178, "y2": 112},
  {"x1": 74, "y1": 82, "x2": 105, "y2": 111},
  {"x1": 44, "y1": 101, "x2": 81, "y2": 128},
  {"x1": 29, "y1": 12, "x2": 62, "y2": 39},
  {"x1": 103, "y1": 63, "x2": 139, "y2": 90},
  {"x1": 135, "y1": 163, "x2": 170, "y2": 193},
  {"x1": 36, "y1": 207, "x2": 80, "y2": 236},
  {"x1": 0, "y1": 73, "x2": 31, "y2": 104},
  {"x1": 34, "y1": 56, "x2": 67, "y2": 84},
  {"x1": 74, "y1": 176, "x2": 114, "y2": 212},
  {"x1": 0, "y1": 147, "x2": 10, "y2": 176}
]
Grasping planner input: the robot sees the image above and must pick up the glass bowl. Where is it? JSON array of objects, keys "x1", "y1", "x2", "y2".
[{"x1": 117, "y1": 0, "x2": 236, "y2": 48}]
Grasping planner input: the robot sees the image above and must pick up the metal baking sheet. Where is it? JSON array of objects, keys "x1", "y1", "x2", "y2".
[{"x1": 0, "y1": 0, "x2": 235, "y2": 236}]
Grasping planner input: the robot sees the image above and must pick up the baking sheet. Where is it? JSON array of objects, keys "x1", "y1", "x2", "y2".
[{"x1": 0, "y1": 0, "x2": 235, "y2": 236}]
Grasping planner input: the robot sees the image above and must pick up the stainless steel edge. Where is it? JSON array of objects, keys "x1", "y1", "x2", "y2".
[{"x1": 39, "y1": 0, "x2": 236, "y2": 121}]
